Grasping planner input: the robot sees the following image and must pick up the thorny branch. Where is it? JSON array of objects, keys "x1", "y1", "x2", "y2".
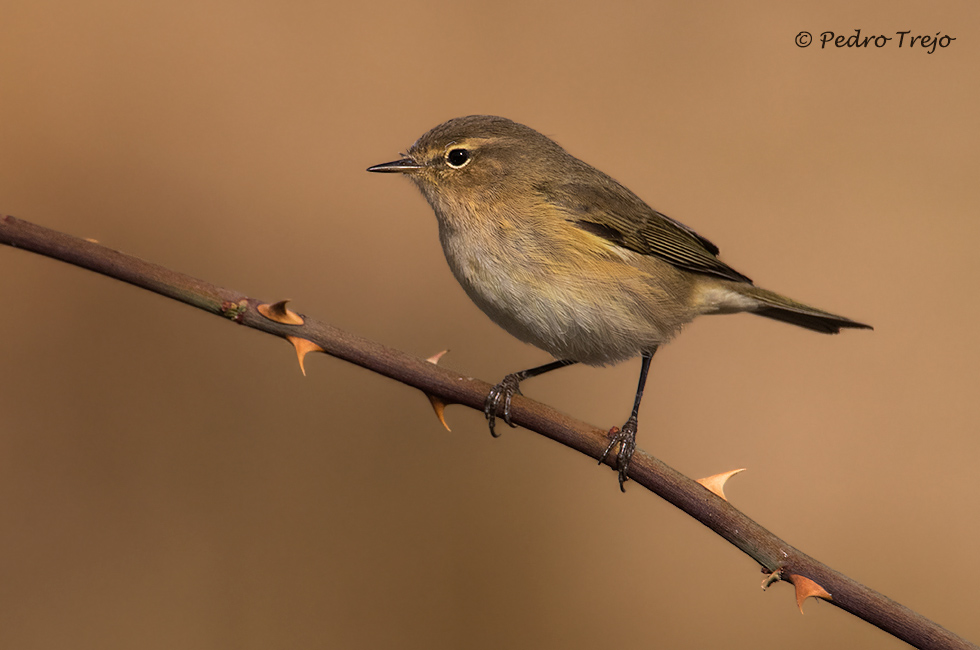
[{"x1": 1, "y1": 214, "x2": 974, "y2": 650}]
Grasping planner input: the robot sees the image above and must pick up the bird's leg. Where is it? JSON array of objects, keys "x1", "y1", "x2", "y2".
[
  {"x1": 485, "y1": 359, "x2": 576, "y2": 437},
  {"x1": 600, "y1": 348, "x2": 657, "y2": 491}
]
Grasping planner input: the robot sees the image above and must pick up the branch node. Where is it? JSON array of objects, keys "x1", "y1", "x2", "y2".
[
  {"x1": 761, "y1": 569, "x2": 782, "y2": 590},
  {"x1": 221, "y1": 299, "x2": 248, "y2": 322}
]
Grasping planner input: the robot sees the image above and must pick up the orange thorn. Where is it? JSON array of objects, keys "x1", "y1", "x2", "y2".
[
  {"x1": 258, "y1": 299, "x2": 304, "y2": 325},
  {"x1": 788, "y1": 574, "x2": 832, "y2": 613},
  {"x1": 286, "y1": 336, "x2": 323, "y2": 376},
  {"x1": 696, "y1": 468, "x2": 746, "y2": 501},
  {"x1": 426, "y1": 349, "x2": 450, "y2": 364},
  {"x1": 427, "y1": 395, "x2": 452, "y2": 431},
  {"x1": 423, "y1": 349, "x2": 452, "y2": 430}
]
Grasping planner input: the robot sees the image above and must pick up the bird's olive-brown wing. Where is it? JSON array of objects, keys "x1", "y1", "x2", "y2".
[{"x1": 539, "y1": 180, "x2": 753, "y2": 284}]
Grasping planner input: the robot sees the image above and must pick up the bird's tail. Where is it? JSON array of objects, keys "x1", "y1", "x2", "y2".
[{"x1": 732, "y1": 284, "x2": 872, "y2": 334}]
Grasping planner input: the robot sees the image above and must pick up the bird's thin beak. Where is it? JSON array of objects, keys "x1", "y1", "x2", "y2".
[{"x1": 367, "y1": 157, "x2": 423, "y2": 173}]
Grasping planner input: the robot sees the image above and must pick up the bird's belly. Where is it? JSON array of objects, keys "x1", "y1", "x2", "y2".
[{"x1": 439, "y1": 228, "x2": 689, "y2": 365}]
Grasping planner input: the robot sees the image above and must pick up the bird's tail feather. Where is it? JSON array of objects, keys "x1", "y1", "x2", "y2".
[{"x1": 734, "y1": 285, "x2": 872, "y2": 334}]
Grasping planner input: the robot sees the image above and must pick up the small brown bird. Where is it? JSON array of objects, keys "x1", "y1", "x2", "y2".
[{"x1": 369, "y1": 115, "x2": 870, "y2": 490}]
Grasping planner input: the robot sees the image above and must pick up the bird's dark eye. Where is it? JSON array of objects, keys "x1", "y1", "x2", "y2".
[{"x1": 446, "y1": 148, "x2": 470, "y2": 168}]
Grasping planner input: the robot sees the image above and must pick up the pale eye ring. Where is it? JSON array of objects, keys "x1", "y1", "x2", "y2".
[{"x1": 446, "y1": 148, "x2": 471, "y2": 168}]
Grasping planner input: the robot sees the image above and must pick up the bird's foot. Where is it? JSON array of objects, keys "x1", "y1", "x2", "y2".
[
  {"x1": 599, "y1": 416, "x2": 638, "y2": 492},
  {"x1": 484, "y1": 373, "x2": 523, "y2": 437}
]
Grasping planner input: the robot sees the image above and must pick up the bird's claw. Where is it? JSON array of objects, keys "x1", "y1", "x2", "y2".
[
  {"x1": 484, "y1": 374, "x2": 523, "y2": 437},
  {"x1": 599, "y1": 416, "x2": 638, "y2": 492}
]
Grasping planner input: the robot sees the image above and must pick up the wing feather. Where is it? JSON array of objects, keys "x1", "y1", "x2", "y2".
[{"x1": 540, "y1": 180, "x2": 752, "y2": 284}]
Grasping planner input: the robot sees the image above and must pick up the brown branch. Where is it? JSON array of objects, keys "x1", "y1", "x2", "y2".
[{"x1": 1, "y1": 214, "x2": 974, "y2": 650}]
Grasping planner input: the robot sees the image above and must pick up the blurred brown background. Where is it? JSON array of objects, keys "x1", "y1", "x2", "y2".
[{"x1": 1, "y1": 1, "x2": 977, "y2": 648}]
